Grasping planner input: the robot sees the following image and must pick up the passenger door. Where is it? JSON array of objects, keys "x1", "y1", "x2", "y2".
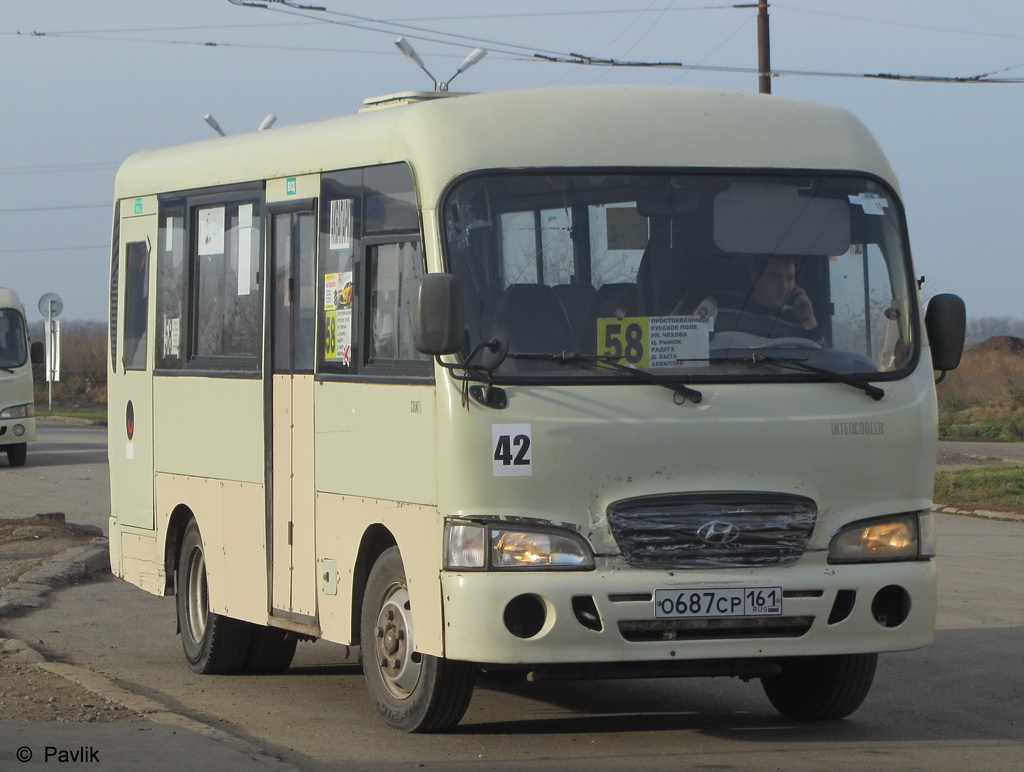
[
  {"x1": 110, "y1": 200, "x2": 156, "y2": 531},
  {"x1": 267, "y1": 200, "x2": 319, "y2": 624}
]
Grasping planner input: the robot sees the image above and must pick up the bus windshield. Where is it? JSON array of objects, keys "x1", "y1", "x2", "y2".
[
  {"x1": 0, "y1": 308, "x2": 28, "y2": 369},
  {"x1": 441, "y1": 171, "x2": 917, "y2": 381}
]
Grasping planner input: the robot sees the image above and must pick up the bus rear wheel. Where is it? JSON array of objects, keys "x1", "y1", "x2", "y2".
[
  {"x1": 176, "y1": 520, "x2": 251, "y2": 674},
  {"x1": 244, "y1": 625, "x2": 298, "y2": 674},
  {"x1": 6, "y1": 443, "x2": 27, "y2": 467},
  {"x1": 360, "y1": 546, "x2": 476, "y2": 732},
  {"x1": 761, "y1": 653, "x2": 878, "y2": 720}
]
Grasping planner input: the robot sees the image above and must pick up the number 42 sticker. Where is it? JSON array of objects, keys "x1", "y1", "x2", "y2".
[{"x1": 492, "y1": 424, "x2": 532, "y2": 477}]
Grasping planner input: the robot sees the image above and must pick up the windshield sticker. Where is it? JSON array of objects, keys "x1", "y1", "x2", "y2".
[
  {"x1": 597, "y1": 316, "x2": 712, "y2": 368},
  {"x1": 492, "y1": 424, "x2": 533, "y2": 477},
  {"x1": 848, "y1": 192, "x2": 889, "y2": 216}
]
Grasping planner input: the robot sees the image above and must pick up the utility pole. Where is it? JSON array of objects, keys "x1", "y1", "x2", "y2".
[{"x1": 757, "y1": 0, "x2": 771, "y2": 94}]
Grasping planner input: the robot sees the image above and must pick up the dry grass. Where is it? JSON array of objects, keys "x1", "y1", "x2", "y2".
[
  {"x1": 937, "y1": 338, "x2": 1024, "y2": 440},
  {"x1": 31, "y1": 321, "x2": 107, "y2": 409},
  {"x1": 934, "y1": 465, "x2": 1024, "y2": 513}
]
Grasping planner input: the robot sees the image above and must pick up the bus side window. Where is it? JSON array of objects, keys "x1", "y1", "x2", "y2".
[
  {"x1": 123, "y1": 241, "x2": 149, "y2": 370},
  {"x1": 366, "y1": 241, "x2": 429, "y2": 367},
  {"x1": 193, "y1": 201, "x2": 262, "y2": 362},
  {"x1": 156, "y1": 204, "x2": 185, "y2": 370}
]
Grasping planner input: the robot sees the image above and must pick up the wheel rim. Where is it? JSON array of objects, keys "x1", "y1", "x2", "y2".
[
  {"x1": 372, "y1": 584, "x2": 421, "y2": 699},
  {"x1": 185, "y1": 545, "x2": 209, "y2": 643}
]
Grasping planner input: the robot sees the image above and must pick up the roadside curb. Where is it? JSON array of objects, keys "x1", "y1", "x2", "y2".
[
  {"x1": 932, "y1": 504, "x2": 1024, "y2": 524},
  {"x1": 0, "y1": 540, "x2": 111, "y2": 617},
  {"x1": 37, "y1": 415, "x2": 107, "y2": 427},
  {"x1": 0, "y1": 637, "x2": 297, "y2": 771}
]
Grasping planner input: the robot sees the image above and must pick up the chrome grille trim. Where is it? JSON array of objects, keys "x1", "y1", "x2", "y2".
[{"x1": 607, "y1": 493, "x2": 817, "y2": 569}]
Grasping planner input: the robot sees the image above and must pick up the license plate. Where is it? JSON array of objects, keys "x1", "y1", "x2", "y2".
[{"x1": 654, "y1": 587, "x2": 783, "y2": 619}]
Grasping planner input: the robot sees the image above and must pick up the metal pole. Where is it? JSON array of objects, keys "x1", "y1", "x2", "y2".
[
  {"x1": 757, "y1": 0, "x2": 772, "y2": 94},
  {"x1": 47, "y1": 301, "x2": 53, "y2": 412}
]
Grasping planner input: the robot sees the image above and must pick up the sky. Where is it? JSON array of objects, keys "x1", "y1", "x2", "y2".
[{"x1": 2, "y1": 0, "x2": 1022, "y2": 322}]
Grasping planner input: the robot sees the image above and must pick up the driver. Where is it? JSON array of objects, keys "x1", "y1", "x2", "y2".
[
  {"x1": 749, "y1": 255, "x2": 822, "y2": 338},
  {"x1": 685, "y1": 255, "x2": 825, "y2": 345}
]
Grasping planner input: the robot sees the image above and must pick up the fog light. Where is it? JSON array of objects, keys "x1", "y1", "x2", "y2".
[
  {"x1": 504, "y1": 594, "x2": 547, "y2": 639},
  {"x1": 13, "y1": 424, "x2": 25, "y2": 437},
  {"x1": 872, "y1": 585, "x2": 910, "y2": 627}
]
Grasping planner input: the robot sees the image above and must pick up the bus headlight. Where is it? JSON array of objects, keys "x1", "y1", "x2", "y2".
[
  {"x1": 445, "y1": 521, "x2": 594, "y2": 570},
  {"x1": 0, "y1": 403, "x2": 33, "y2": 420},
  {"x1": 828, "y1": 512, "x2": 935, "y2": 563}
]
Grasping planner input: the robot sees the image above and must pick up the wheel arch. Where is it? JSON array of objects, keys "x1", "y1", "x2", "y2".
[
  {"x1": 164, "y1": 504, "x2": 196, "y2": 595},
  {"x1": 350, "y1": 524, "x2": 398, "y2": 646}
]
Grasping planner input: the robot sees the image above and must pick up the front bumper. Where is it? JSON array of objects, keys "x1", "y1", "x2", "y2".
[
  {"x1": 0, "y1": 416, "x2": 36, "y2": 446},
  {"x1": 440, "y1": 558, "x2": 936, "y2": 664}
]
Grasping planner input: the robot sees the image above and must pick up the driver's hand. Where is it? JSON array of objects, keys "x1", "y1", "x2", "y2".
[{"x1": 790, "y1": 286, "x2": 817, "y2": 330}]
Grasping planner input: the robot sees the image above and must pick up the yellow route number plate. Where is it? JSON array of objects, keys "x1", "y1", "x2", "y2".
[{"x1": 597, "y1": 315, "x2": 711, "y2": 368}]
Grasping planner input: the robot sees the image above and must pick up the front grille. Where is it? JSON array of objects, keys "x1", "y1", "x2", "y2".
[
  {"x1": 618, "y1": 615, "x2": 814, "y2": 642},
  {"x1": 607, "y1": 493, "x2": 817, "y2": 569}
]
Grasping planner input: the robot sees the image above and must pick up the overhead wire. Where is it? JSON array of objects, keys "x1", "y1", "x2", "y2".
[
  {"x1": 0, "y1": 245, "x2": 107, "y2": 254},
  {"x1": 0, "y1": 204, "x2": 109, "y2": 213},
  {"x1": 223, "y1": 0, "x2": 1024, "y2": 85},
  {"x1": 773, "y1": 2, "x2": 1024, "y2": 42},
  {"x1": 7, "y1": 3, "x2": 1024, "y2": 86}
]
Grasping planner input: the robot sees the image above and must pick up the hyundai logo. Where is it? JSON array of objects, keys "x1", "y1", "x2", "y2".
[{"x1": 697, "y1": 520, "x2": 741, "y2": 546}]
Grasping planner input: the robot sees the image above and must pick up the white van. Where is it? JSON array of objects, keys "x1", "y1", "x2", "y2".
[{"x1": 0, "y1": 288, "x2": 43, "y2": 466}]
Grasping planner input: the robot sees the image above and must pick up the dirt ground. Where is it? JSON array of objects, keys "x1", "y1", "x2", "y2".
[
  {"x1": 0, "y1": 645, "x2": 145, "y2": 723},
  {"x1": 935, "y1": 448, "x2": 1016, "y2": 469},
  {"x1": 0, "y1": 513, "x2": 102, "y2": 589},
  {"x1": 0, "y1": 514, "x2": 146, "y2": 723}
]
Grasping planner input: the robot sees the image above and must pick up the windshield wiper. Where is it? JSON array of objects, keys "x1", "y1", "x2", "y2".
[
  {"x1": 509, "y1": 351, "x2": 703, "y2": 404},
  {"x1": 732, "y1": 353, "x2": 885, "y2": 401}
]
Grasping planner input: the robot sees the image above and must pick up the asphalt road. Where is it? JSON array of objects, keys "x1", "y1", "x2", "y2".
[
  {"x1": 938, "y1": 439, "x2": 1024, "y2": 465},
  {"x1": 0, "y1": 420, "x2": 109, "y2": 533},
  {"x1": 1, "y1": 423, "x2": 1022, "y2": 770}
]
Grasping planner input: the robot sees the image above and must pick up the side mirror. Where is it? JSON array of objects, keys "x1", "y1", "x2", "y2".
[
  {"x1": 924, "y1": 293, "x2": 966, "y2": 373},
  {"x1": 30, "y1": 341, "x2": 45, "y2": 366},
  {"x1": 412, "y1": 274, "x2": 465, "y2": 356}
]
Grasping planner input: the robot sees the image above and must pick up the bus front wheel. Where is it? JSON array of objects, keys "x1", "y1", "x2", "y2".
[
  {"x1": 6, "y1": 443, "x2": 27, "y2": 467},
  {"x1": 360, "y1": 546, "x2": 476, "y2": 732},
  {"x1": 176, "y1": 520, "x2": 251, "y2": 674},
  {"x1": 761, "y1": 653, "x2": 878, "y2": 720}
]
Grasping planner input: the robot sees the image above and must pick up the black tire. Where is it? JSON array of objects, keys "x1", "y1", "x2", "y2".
[
  {"x1": 244, "y1": 625, "x2": 298, "y2": 674},
  {"x1": 176, "y1": 520, "x2": 251, "y2": 674},
  {"x1": 361, "y1": 546, "x2": 476, "y2": 732},
  {"x1": 761, "y1": 653, "x2": 878, "y2": 720},
  {"x1": 6, "y1": 443, "x2": 27, "y2": 467}
]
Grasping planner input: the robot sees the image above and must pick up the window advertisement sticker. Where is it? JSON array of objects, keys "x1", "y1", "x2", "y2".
[
  {"x1": 197, "y1": 206, "x2": 225, "y2": 255},
  {"x1": 492, "y1": 424, "x2": 532, "y2": 477},
  {"x1": 162, "y1": 317, "x2": 180, "y2": 358},
  {"x1": 330, "y1": 198, "x2": 354, "y2": 251},
  {"x1": 324, "y1": 271, "x2": 353, "y2": 365},
  {"x1": 237, "y1": 204, "x2": 254, "y2": 296}
]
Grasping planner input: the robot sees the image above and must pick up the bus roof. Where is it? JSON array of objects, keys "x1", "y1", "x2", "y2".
[
  {"x1": 0, "y1": 288, "x2": 26, "y2": 313},
  {"x1": 114, "y1": 85, "x2": 898, "y2": 202}
]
